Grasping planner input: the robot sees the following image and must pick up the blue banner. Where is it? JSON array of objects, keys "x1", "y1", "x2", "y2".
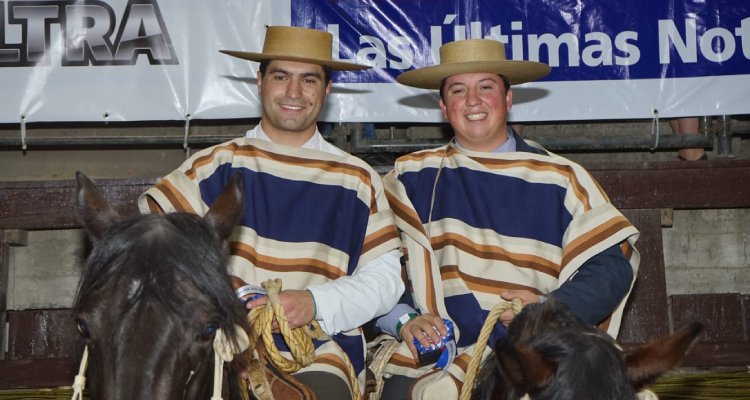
[{"x1": 293, "y1": 0, "x2": 750, "y2": 83}]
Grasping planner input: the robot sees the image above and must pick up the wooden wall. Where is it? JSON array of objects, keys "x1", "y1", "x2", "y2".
[{"x1": 1, "y1": 159, "x2": 749, "y2": 388}]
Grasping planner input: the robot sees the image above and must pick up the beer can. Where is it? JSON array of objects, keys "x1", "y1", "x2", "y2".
[{"x1": 413, "y1": 319, "x2": 457, "y2": 369}]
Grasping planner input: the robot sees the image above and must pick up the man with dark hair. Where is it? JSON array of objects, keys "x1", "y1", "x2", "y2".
[{"x1": 140, "y1": 26, "x2": 403, "y2": 399}]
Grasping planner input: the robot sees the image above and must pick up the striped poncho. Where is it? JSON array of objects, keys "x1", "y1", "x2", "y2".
[
  {"x1": 381, "y1": 141, "x2": 640, "y2": 386},
  {"x1": 138, "y1": 137, "x2": 400, "y2": 392}
]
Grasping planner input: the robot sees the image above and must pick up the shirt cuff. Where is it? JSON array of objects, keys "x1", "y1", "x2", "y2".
[{"x1": 375, "y1": 303, "x2": 418, "y2": 338}]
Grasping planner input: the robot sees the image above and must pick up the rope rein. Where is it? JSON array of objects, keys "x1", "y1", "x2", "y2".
[
  {"x1": 248, "y1": 278, "x2": 362, "y2": 400},
  {"x1": 367, "y1": 338, "x2": 402, "y2": 399},
  {"x1": 459, "y1": 297, "x2": 522, "y2": 400},
  {"x1": 364, "y1": 298, "x2": 522, "y2": 400}
]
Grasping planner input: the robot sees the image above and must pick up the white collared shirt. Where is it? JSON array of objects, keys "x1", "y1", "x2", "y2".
[
  {"x1": 244, "y1": 125, "x2": 403, "y2": 335},
  {"x1": 453, "y1": 126, "x2": 517, "y2": 153},
  {"x1": 246, "y1": 125, "x2": 345, "y2": 154}
]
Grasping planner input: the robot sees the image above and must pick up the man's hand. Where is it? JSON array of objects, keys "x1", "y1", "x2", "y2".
[
  {"x1": 399, "y1": 313, "x2": 448, "y2": 361},
  {"x1": 246, "y1": 289, "x2": 315, "y2": 330},
  {"x1": 499, "y1": 289, "x2": 544, "y2": 326}
]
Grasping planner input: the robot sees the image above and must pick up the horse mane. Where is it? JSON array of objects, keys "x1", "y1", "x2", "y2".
[
  {"x1": 508, "y1": 312, "x2": 632, "y2": 400},
  {"x1": 474, "y1": 300, "x2": 631, "y2": 400},
  {"x1": 73, "y1": 211, "x2": 247, "y2": 344}
]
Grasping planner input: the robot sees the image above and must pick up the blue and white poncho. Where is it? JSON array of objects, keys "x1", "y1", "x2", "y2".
[
  {"x1": 138, "y1": 137, "x2": 401, "y2": 393},
  {"x1": 382, "y1": 139, "x2": 640, "y2": 386}
]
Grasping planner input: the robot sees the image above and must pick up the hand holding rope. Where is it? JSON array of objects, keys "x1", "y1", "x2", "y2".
[
  {"x1": 459, "y1": 298, "x2": 523, "y2": 400},
  {"x1": 248, "y1": 278, "x2": 362, "y2": 399}
]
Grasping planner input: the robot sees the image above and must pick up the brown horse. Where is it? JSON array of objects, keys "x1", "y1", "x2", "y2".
[
  {"x1": 72, "y1": 172, "x2": 249, "y2": 399},
  {"x1": 471, "y1": 299, "x2": 703, "y2": 400}
]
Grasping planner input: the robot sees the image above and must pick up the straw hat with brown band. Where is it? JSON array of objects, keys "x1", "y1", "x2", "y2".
[
  {"x1": 220, "y1": 25, "x2": 371, "y2": 71},
  {"x1": 397, "y1": 39, "x2": 550, "y2": 89}
]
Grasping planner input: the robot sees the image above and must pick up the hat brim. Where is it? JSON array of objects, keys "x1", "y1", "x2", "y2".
[
  {"x1": 220, "y1": 50, "x2": 371, "y2": 71},
  {"x1": 397, "y1": 60, "x2": 550, "y2": 89}
]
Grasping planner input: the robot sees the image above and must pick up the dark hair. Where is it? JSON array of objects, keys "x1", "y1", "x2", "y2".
[
  {"x1": 258, "y1": 60, "x2": 333, "y2": 84},
  {"x1": 439, "y1": 73, "x2": 511, "y2": 101}
]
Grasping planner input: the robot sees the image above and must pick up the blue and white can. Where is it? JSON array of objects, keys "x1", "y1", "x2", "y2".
[{"x1": 413, "y1": 319, "x2": 457, "y2": 369}]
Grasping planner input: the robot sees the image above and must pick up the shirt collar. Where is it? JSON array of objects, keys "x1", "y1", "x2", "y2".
[
  {"x1": 453, "y1": 126, "x2": 517, "y2": 153},
  {"x1": 246, "y1": 125, "x2": 331, "y2": 153}
]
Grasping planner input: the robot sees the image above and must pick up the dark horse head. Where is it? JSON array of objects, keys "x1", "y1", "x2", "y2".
[
  {"x1": 472, "y1": 299, "x2": 703, "y2": 400},
  {"x1": 73, "y1": 172, "x2": 249, "y2": 400}
]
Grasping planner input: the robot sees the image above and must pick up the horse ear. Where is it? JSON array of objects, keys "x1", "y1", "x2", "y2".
[
  {"x1": 75, "y1": 171, "x2": 122, "y2": 240},
  {"x1": 625, "y1": 322, "x2": 703, "y2": 390},
  {"x1": 496, "y1": 342, "x2": 555, "y2": 394},
  {"x1": 204, "y1": 172, "x2": 244, "y2": 242}
]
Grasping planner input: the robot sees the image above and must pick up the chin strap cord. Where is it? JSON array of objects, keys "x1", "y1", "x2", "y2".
[
  {"x1": 212, "y1": 327, "x2": 251, "y2": 400},
  {"x1": 70, "y1": 346, "x2": 89, "y2": 400}
]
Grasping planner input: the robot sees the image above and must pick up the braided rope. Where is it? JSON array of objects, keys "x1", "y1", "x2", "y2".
[
  {"x1": 367, "y1": 338, "x2": 402, "y2": 400},
  {"x1": 459, "y1": 298, "x2": 523, "y2": 400},
  {"x1": 248, "y1": 278, "x2": 361, "y2": 399},
  {"x1": 70, "y1": 346, "x2": 88, "y2": 400},
  {"x1": 212, "y1": 327, "x2": 250, "y2": 400}
]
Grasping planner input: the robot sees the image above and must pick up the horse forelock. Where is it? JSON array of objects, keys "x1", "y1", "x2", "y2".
[{"x1": 74, "y1": 212, "x2": 247, "y2": 343}]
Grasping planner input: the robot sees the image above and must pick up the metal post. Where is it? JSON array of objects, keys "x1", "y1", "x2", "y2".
[
  {"x1": 351, "y1": 122, "x2": 363, "y2": 152},
  {"x1": 331, "y1": 123, "x2": 350, "y2": 152},
  {"x1": 717, "y1": 115, "x2": 732, "y2": 156},
  {"x1": 701, "y1": 115, "x2": 709, "y2": 136},
  {"x1": 0, "y1": 231, "x2": 8, "y2": 360}
]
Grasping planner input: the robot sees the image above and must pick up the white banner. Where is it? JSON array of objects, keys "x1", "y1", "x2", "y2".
[
  {"x1": 1, "y1": 0, "x2": 748, "y2": 124},
  {"x1": 1, "y1": 0, "x2": 287, "y2": 123}
]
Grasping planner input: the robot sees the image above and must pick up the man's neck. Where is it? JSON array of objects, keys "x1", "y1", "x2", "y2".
[
  {"x1": 259, "y1": 119, "x2": 316, "y2": 147},
  {"x1": 455, "y1": 127, "x2": 513, "y2": 153}
]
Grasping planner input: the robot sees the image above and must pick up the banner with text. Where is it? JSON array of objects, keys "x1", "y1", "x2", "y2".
[{"x1": 1, "y1": 0, "x2": 748, "y2": 123}]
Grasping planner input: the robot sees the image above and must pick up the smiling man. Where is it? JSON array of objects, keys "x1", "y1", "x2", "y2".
[
  {"x1": 255, "y1": 59, "x2": 329, "y2": 145},
  {"x1": 374, "y1": 39, "x2": 641, "y2": 399},
  {"x1": 139, "y1": 26, "x2": 403, "y2": 400}
]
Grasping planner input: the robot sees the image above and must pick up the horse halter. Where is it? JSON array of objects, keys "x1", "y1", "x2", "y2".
[{"x1": 70, "y1": 326, "x2": 249, "y2": 400}]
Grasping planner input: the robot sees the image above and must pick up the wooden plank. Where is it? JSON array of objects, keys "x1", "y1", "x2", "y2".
[
  {"x1": 680, "y1": 342, "x2": 750, "y2": 367},
  {"x1": 670, "y1": 293, "x2": 745, "y2": 342},
  {"x1": 1, "y1": 160, "x2": 750, "y2": 231},
  {"x1": 587, "y1": 159, "x2": 750, "y2": 210},
  {"x1": 668, "y1": 293, "x2": 749, "y2": 367},
  {"x1": 7, "y1": 310, "x2": 81, "y2": 360},
  {"x1": 618, "y1": 210, "x2": 670, "y2": 343},
  {"x1": 0, "y1": 177, "x2": 156, "y2": 230},
  {"x1": 0, "y1": 358, "x2": 78, "y2": 389}
]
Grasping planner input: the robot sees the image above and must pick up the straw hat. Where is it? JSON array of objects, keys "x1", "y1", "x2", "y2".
[
  {"x1": 397, "y1": 39, "x2": 550, "y2": 89},
  {"x1": 220, "y1": 26, "x2": 370, "y2": 71}
]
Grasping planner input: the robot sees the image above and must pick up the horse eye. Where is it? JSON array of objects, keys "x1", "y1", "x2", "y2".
[
  {"x1": 201, "y1": 323, "x2": 218, "y2": 340},
  {"x1": 76, "y1": 319, "x2": 91, "y2": 338}
]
